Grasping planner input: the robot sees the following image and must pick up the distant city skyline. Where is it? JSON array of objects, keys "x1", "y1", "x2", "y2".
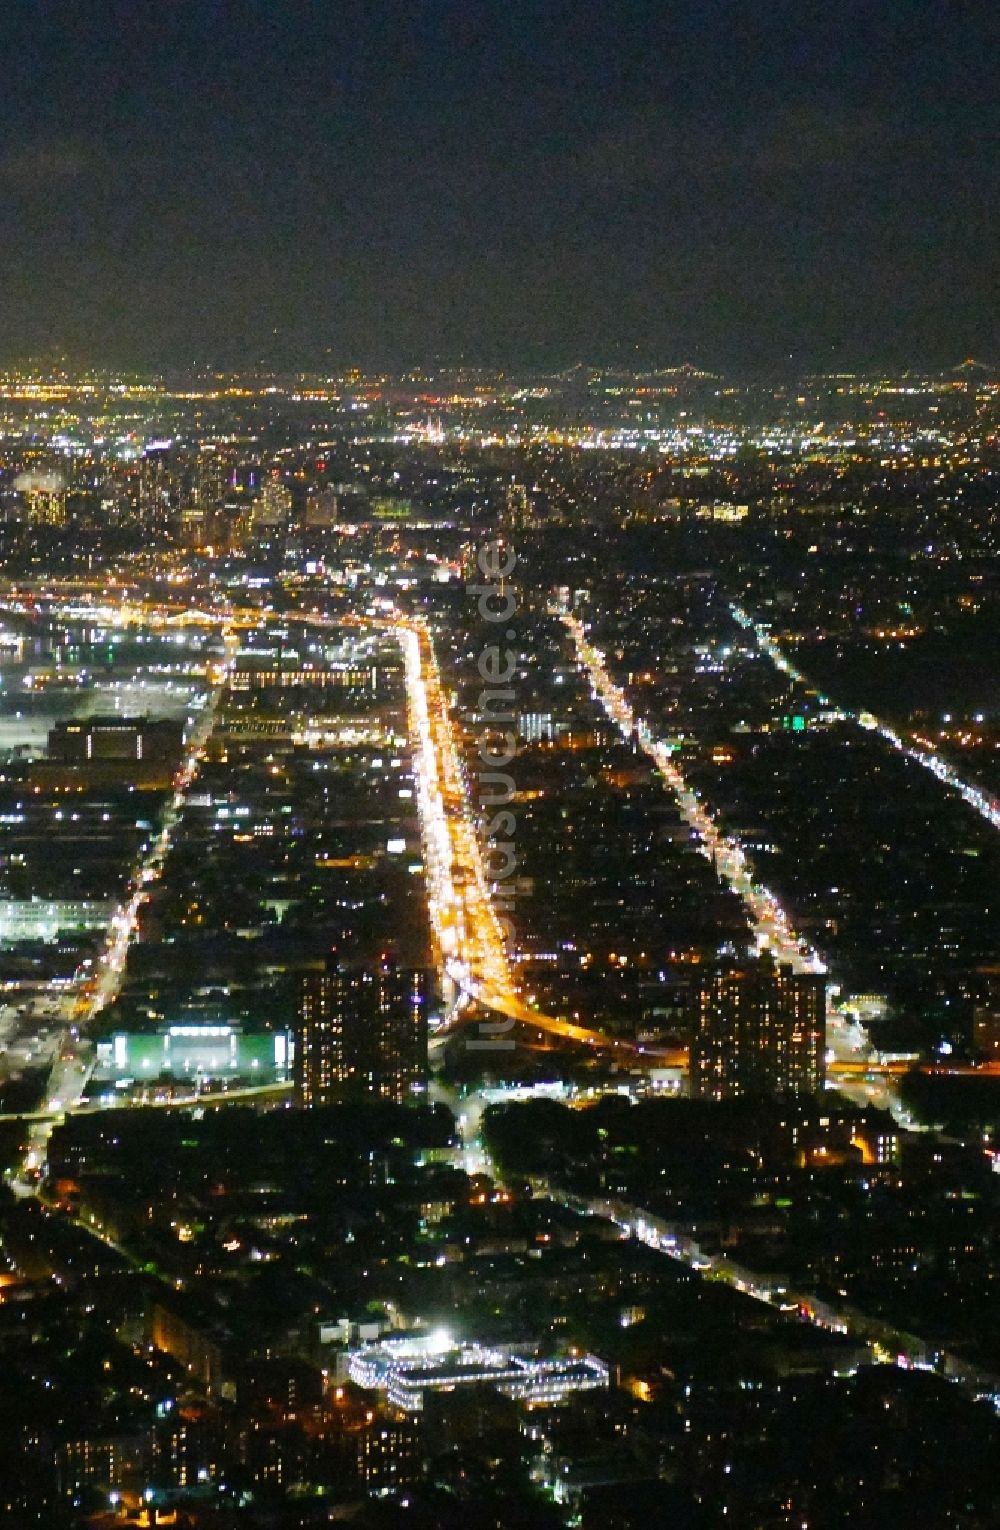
[{"x1": 0, "y1": 352, "x2": 997, "y2": 384}]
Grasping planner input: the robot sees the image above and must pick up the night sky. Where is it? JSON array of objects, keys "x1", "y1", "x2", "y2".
[{"x1": 1, "y1": 0, "x2": 997, "y2": 370}]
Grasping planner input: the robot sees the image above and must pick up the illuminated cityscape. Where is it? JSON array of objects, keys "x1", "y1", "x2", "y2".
[
  {"x1": 0, "y1": 357, "x2": 996, "y2": 1527},
  {"x1": 0, "y1": 2, "x2": 998, "y2": 1527}
]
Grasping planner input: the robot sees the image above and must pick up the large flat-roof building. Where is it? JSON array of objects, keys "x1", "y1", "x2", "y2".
[
  {"x1": 48, "y1": 716, "x2": 184, "y2": 764},
  {"x1": 348, "y1": 1335, "x2": 608, "y2": 1413},
  {"x1": 94, "y1": 1023, "x2": 291, "y2": 1086}
]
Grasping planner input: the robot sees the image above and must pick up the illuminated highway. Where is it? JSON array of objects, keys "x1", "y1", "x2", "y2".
[
  {"x1": 561, "y1": 611, "x2": 927, "y2": 1106},
  {"x1": 2, "y1": 1079, "x2": 291, "y2": 1125},
  {"x1": 13, "y1": 627, "x2": 238, "y2": 1187},
  {"x1": 731, "y1": 604, "x2": 1000, "y2": 837},
  {"x1": 397, "y1": 618, "x2": 511, "y2": 1006},
  {"x1": 564, "y1": 612, "x2": 826, "y2": 977},
  {"x1": 397, "y1": 614, "x2": 646, "y2": 1053}
]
